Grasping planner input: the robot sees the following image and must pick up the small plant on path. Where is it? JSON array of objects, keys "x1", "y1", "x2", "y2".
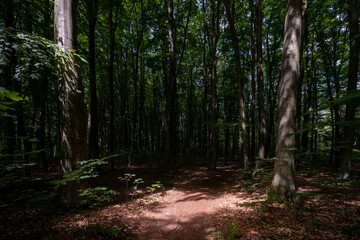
[{"x1": 119, "y1": 173, "x2": 144, "y2": 199}]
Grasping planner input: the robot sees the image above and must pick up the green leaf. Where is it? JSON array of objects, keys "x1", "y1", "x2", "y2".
[{"x1": 334, "y1": 90, "x2": 360, "y2": 108}]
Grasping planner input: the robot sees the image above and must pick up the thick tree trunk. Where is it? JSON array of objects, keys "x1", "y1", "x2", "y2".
[
  {"x1": 268, "y1": 0, "x2": 302, "y2": 202},
  {"x1": 54, "y1": 0, "x2": 88, "y2": 209},
  {"x1": 340, "y1": 0, "x2": 359, "y2": 179},
  {"x1": 88, "y1": 0, "x2": 99, "y2": 160},
  {"x1": 224, "y1": 0, "x2": 249, "y2": 170}
]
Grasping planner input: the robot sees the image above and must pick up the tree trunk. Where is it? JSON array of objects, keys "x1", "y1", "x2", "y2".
[
  {"x1": 340, "y1": 0, "x2": 359, "y2": 179},
  {"x1": 88, "y1": 0, "x2": 99, "y2": 160},
  {"x1": 255, "y1": 0, "x2": 266, "y2": 172},
  {"x1": 250, "y1": 1, "x2": 256, "y2": 166},
  {"x1": 204, "y1": 0, "x2": 219, "y2": 170},
  {"x1": 139, "y1": 49, "x2": 145, "y2": 155},
  {"x1": 224, "y1": 0, "x2": 249, "y2": 170},
  {"x1": 296, "y1": 1, "x2": 308, "y2": 169},
  {"x1": 268, "y1": 0, "x2": 302, "y2": 202},
  {"x1": 2, "y1": 0, "x2": 16, "y2": 162},
  {"x1": 108, "y1": 0, "x2": 119, "y2": 169},
  {"x1": 202, "y1": 20, "x2": 209, "y2": 161},
  {"x1": 185, "y1": 60, "x2": 194, "y2": 156},
  {"x1": 165, "y1": 0, "x2": 191, "y2": 168},
  {"x1": 36, "y1": 0, "x2": 52, "y2": 172},
  {"x1": 165, "y1": 0, "x2": 177, "y2": 169},
  {"x1": 54, "y1": 0, "x2": 88, "y2": 209},
  {"x1": 131, "y1": 3, "x2": 143, "y2": 165}
]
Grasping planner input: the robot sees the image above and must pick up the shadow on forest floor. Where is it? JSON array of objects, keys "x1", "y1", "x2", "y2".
[{"x1": 1, "y1": 161, "x2": 360, "y2": 239}]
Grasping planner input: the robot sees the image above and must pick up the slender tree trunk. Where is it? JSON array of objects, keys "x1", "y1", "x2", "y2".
[
  {"x1": 204, "y1": 0, "x2": 220, "y2": 170},
  {"x1": 296, "y1": 1, "x2": 308, "y2": 169},
  {"x1": 301, "y1": 38, "x2": 311, "y2": 155},
  {"x1": 131, "y1": 4, "x2": 144, "y2": 165},
  {"x1": 268, "y1": 0, "x2": 302, "y2": 202},
  {"x1": 165, "y1": 0, "x2": 191, "y2": 168},
  {"x1": 88, "y1": 0, "x2": 99, "y2": 160},
  {"x1": 224, "y1": 0, "x2": 249, "y2": 170},
  {"x1": 121, "y1": 46, "x2": 130, "y2": 151},
  {"x1": 202, "y1": 23, "x2": 209, "y2": 161},
  {"x1": 340, "y1": 0, "x2": 359, "y2": 179},
  {"x1": 250, "y1": 1, "x2": 256, "y2": 166},
  {"x1": 165, "y1": 0, "x2": 177, "y2": 168},
  {"x1": 36, "y1": 0, "x2": 52, "y2": 172},
  {"x1": 185, "y1": 60, "x2": 194, "y2": 156},
  {"x1": 139, "y1": 49, "x2": 145, "y2": 155},
  {"x1": 255, "y1": 0, "x2": 266, "y2": 172},
  {"x1": 2, "y1": 0, "x2": 16, "y2": 162},
  {"x1": 265, "y1": 30, "x2": 273, "y2": 158},
  {"x1": 318, "y1": 35, "x2": 336, "y2": 167},
  {"x1": 22, "y1": 0, "x2": 34, "y2": 176},
  {"x1": 54, "y1": 0, "x2": 88, "y2": 209},
  {"x1": 108, "y1": 0, "x2": 119, "y2": 169}
]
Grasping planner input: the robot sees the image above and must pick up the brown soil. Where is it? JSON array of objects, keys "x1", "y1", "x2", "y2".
[{"x1": 1, "y1": 162, "x2": 360, "y2": 239}]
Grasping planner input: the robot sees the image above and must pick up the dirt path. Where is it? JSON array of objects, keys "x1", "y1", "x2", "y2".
[
  {"x1": 125, "y1": 165, "x2": 257, "y2": 240},
  {"x1": 44, "y1": 164, "x2": 360, "y2": 240}
]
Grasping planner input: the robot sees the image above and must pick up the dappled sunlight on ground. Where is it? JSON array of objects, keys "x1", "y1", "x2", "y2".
[{"x1": 2, "y1": 163, "x2": 359, "y2": 239}]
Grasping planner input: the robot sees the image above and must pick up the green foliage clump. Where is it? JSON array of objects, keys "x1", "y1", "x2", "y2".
[
  {"x1": 72, "y1": 224, "x2": 124, "y2": 238},
  {"x1": 225, "y1": 220, "x2": 240, "y2": 240},
  {"x1": 49, "y1": 157, "x2": 116, "y2": 207},
  {"x1": 238, "y1": 168, "x2": 271, "y2": 192},
  {"x1": 119, "y1": 173, "x2": 144, "y2": 199},
  {"x1": 147, "y1": 181, "x2": 165, "y2": 193},
  {"x1": 79, "y1": 187, "x2": 116, "y2": 209},
  {"x1": 50, "y1": 158, "x2": 108, "y2": 190},
  {"x1": 211, "y1": 231, "x2": 223, "y2": 239}
]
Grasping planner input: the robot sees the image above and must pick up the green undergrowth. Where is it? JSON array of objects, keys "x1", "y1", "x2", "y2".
[{"x1": 72, "y1": 224, "x2": 125, "y2": 239}]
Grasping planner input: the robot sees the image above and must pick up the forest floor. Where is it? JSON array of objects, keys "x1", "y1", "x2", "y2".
[{"x1": 1, "y1": 161, "x2": 360, "y2": 239}]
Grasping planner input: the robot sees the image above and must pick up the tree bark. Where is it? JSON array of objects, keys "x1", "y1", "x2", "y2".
[
  {"x1": 340, "y1": 0, "x2": 359, "y2": 179},
  {"x1": 131, "y1": 2, "x2": 144, "y2": 165},
  {"x1": 2, "y1": 0, "x2": 16, "y2": 162},
  {"x1": 250, "y1": 1, "x2": 256, "y2": 166},
  {"x1": 165, "y1": 0, "x2": 177, "y2": 168},
  {"x1": 165, "y1": 0, "x2": 191, "y2": 168},
  {"x1": 255, "y1": 0, "x2": 266, "y2": 171},
  {"x1": 108, "y1": 0, "x2": 119, "y2": 169},
  {"x1": 87, "y1": 0, "x2": 99, "y2": 160},
  {"x1": 203, "y1": 0, "x2": 219, "y2": 170},
  {"x1": 268, "y1": 0, "x2": 302, "y2": 202},
  {"x1": 54, "y1": 0, "x2": 88, "y2": 209},
  {"x1": 202, "y1": 8, "x2": 209, "y2": 162},
  {"x1": 224, "y1": 0, "x2": 249, "y2": 170},
  {"x1": 185, "y1": 60, "x2": 194, "y2": 156}
]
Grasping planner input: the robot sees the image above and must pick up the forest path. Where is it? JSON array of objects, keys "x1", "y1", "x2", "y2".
[
  {"x1": 129, "y1": 164, "x2": 252, "y2": 240},
  {"x1": 43, "y1": 163, "x2": 360, "y2": 239}
]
